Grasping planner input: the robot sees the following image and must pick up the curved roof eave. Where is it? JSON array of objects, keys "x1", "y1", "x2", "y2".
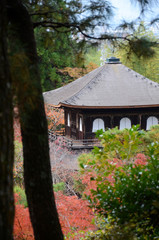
[{"x1": 60, "y1": 103, "x2": 159, "y2": 109}]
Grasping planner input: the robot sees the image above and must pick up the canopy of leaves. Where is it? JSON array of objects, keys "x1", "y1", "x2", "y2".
[{"x1": 27, "y1": 0, "x2": 159, "y2": 63}]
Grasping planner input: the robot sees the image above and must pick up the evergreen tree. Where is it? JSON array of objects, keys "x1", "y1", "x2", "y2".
[{"x1": 35, "y1": 27, "x2": 84, "y2": 91}]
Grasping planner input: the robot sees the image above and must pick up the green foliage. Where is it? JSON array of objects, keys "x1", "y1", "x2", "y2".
[
  {"x1": 32, "y1": 0, "x2": 87, "y2": 92},
  {"x1": 94, "y1": 125, "x2": 145, "y2": 161},
  {"x1": 73, "y1": 178, "x2": 86, "y2": 196},
  {"x1": 14, "y1": 185, "x2": 28, "y2": 208},
  {"x1": 143, "y1": 125, "x2": 159, "y2": 144},
  {"x1": 53, "y1": 182, "x2": 65, "y2": 193},
  {"x1": 78, "y1": 153, "x2": 96, "y2": 172},
  {"x1": 79, "y1": 126, "x2": 159, "y2": 238},
  {"x1": 14, "y1": 141, "x2": 24, "y2": 186},
  {"x1": 35, "y1": 26, "x2": 84, "y2": 91},
  {"x1": 86, "y1": 22, "x2": 159, "y2": 83},
  {"x1": 85, "y1": 215, "x2": 137, "y2": 240},
  {"x1": 84, "y1": 46, "x2": 101, "y2": 66},
  {"x1": 116, "y1": 22, "x2": 159, "y2": 83}
]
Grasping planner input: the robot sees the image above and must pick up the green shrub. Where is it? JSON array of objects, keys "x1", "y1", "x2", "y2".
[
  {"x1": 85, "y1": 215, "x2": 137, "y2": 240},
  {"x1": 53, "y1": 182, "x2": 65, "y2": 193},
  {"x1": 79, "y1": 126, "x2": 159, "y2": 239},
  {"x1": 94, "y1": 125, "x2": 145, "y2": 161},
  {"x1": 88, "y1": 142, "x2": 159, "y2": 236},
  {"x1": 14, "y1": 185, "x2": 28, "y2": 208},
  {"x1": 14, "y1": 140, "x2": 24, "y2": 186},
  {"x1": 78, "y1": 153, "x2": 95, "y2": 172},
  {"x1": 143, "y1": 125, "x2": 159, "y2": 144},
  {"x1": 73, "y1": 178, "x2": 86, "y2": 196}
]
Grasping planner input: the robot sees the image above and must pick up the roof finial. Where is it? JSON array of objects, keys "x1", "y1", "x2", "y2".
[{"x1": 106, "y1": 57, "x2": 121, "y2": 64}]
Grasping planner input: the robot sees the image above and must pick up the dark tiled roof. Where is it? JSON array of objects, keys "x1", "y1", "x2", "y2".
[{"x1": 43, "y1": 63, "x2": 159, "y2": 108}]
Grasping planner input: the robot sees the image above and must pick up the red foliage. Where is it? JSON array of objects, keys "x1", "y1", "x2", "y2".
[
  {"x1": 14, "y1": 192, "x2": 95, "y2": 240},
  {"x1": 55, "y1": 192, "x2": 95, "y2": 237},
  {"x1": 134, "y1": 153, "x2": 147, "y2": 166},
  {"x1": 14, "y1": 194, "x2": 34, "y2": 240},
  {"x1": 14, "y1": 118, "x2": 22, "y2": 142},
  {"x1": 107, "y1": 158, "x2": 124, "y2": 167},
  {"x1": 79, "y1": 154, "x2": 148, "y2": 197},
  {"x1": 13, "y1": 105, "x2": 65, "y2": 142},
  {"x1": 45, "y1": 104, "x2": 64, "y2": 131}
]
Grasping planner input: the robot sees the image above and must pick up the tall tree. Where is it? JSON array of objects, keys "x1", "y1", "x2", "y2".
[
  {"x1": 7, "y1": 0, "x2": 63, "y2": 239},
  {"x1": 0, "y1": 0, "x2": 14, "y2": 239}
]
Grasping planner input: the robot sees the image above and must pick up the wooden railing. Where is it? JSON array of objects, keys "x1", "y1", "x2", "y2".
[
  {"x1": 72, "y1": 138, "x2": 100, "y2": 147},
  {"x1": 48, "y1": 128, "x2": 65, "y2": 136},
  {"x1": 48, "y1": 130, "x2": 101, "y2": 149}
]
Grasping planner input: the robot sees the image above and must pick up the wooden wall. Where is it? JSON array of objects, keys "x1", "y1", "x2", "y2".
[{"x1": 64, "y1": 107, "x2": 159, "y2": 140}]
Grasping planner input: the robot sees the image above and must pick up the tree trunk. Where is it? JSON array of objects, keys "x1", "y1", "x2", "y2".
[
  {"x1": 7, "y1": 0, "x2": 64, "y2": 239},
  {"x1": 0, "y1": 0, "x2": 14, "y2": 239}
]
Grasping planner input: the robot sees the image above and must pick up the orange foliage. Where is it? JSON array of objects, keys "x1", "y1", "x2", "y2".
[
  {"x1": 14, "y1": 192, "x2": 95, "y2": 240},
  {"x1": 13, "y1": 154, "x2": 148, "y2": 239},
  {"x1": 55, "y1": 192, "x2": 95, "y2": 237},
  {"x1": 45, "y1": 104, "x2": 64, "y2": 131},
  {"x1": 14, "y1": 194, "x2": 34, "y2": 240},
  {"x1": 59, "y1": 62, "x2": 98, "y2": 82},
  {"x1": 13, "y1": 105, "x2": 65, "y2": 139}
]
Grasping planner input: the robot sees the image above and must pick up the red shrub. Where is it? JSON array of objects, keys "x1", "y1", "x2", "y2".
[
  {"x1": 14, "y1": 194, "x2": 34, "y2": 240},
  {"x1": 55, "y1": 192, "x2": 95, "y2": 236},
  {"x1": 14, "y1": 192, "x2": 95, "y2": 240}
]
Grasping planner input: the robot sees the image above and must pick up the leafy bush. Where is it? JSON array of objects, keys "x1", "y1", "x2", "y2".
[
  {"x1": 143, "y1": 125, "x2": 159, "y2": 144},
  {"x1": 94, "y1": 125, "x2": 145, "y2": 161},
  {"x1": 78, "y1": 153, "x2": 96, "y2": 175},
  {"x1": 79, "y1": 126, "x2": 159, "y2": 239},
  {"x1": 53, "y1": 182, "x2": 65, "y2": 193},
  {"x1": 14, "y1": 185, "x2": 28, "y2": 208},
  {"x1": 85, "y1": 215, "x2": 137, "y2": 240},
  {"x1": 73, "y1": 177, "x2": 86, "y2": 196}
]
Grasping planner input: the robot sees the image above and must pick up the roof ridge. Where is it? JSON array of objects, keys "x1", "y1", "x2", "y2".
[
  {"x1": 62, "y1": 64, "x2": 106, "y2": 104},
  {"x1": 123, "y1": 65, "x2": 159, "y2": 88}
]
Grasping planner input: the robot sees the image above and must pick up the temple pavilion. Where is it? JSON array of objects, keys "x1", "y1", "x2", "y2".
[{"x1": 43, "y1": 57, "x2": 159, "y2": 140}]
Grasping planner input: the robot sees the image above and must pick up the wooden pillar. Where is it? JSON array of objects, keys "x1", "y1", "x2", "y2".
[
  {"x1": 110, "y1": 115, "x2": 114, "y2": 129},
  {"x1": 138, "y1": 114, "x2": 142, "y2": 129}
]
